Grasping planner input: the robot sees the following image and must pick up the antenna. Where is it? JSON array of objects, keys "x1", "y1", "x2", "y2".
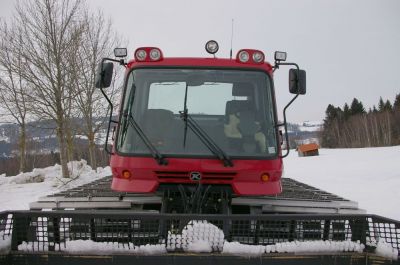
[{"x1": 230, "y1": 19, "x2": 234, "y2": 59}]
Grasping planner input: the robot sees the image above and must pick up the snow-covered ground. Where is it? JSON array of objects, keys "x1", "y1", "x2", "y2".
[
  {"x1": 0, "y1": 160, "x2": 111, "y2": 212},
  {"x1": 285, "y1": 146, "x2": 400, "y2": 221},
  {"x1": 0, "y1": 147, "x2": 399, "y2": 220}
]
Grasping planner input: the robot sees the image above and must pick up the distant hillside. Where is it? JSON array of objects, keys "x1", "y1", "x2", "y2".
[
  {"x1": 0, "y1": 124, "x2": 18, "y2": 157},
  {"x1": 286, "y1": 121, "x2": 322, "y2": 148},
  {"x1": 0, "y1": 118, "x2": 108, "y2": 158},
  {"x1": 0, "y1": 119, "x2": 322, "y2": 157}
]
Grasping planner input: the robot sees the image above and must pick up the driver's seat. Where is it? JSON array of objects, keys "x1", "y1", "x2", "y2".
[{"x1": 223, "y1": 83, "x2": 266, "y2": 153}]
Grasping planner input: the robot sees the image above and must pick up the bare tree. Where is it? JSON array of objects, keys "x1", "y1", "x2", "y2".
[
  {"x1": 0, "y1": 22, "x2": 30, "y2": 173},
  {"x1": 71, "y1": 10, "x2": 122, "y2": 168},
  {"x1": 13, "y1": 0, "x2": 86, "y2": 178}
]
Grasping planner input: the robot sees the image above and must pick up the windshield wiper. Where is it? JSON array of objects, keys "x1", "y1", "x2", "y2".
[
  {"x1": 180, "y1": 113, "x2": 233, "y2": 167},
  {"x1": 123, "y1": 112, "x2": 168, "y2": 166},
  {"x1": 182, "y1": 83, "x2": 189, "y2": 147},
  {"x1": 179, "y1": 84, "x2": 233, "y2": 167}
]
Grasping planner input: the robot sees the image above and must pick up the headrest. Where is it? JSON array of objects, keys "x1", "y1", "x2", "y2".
[
  {"x1": 232, "y1": 82, "x2": 254, "y2": 96},
  {"x1": 225, "y1": 100, "x2": 251, "y2": 115}
]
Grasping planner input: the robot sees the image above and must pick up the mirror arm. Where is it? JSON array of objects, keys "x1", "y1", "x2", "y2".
[
  {"x1": 274, "y1": 61, "x2": 299, "y2": 71},
  {"x1": 274, "y1": 62, "x2": 301, "y2": 158},
  {"x1": 100, "y1": 86, "x2": 117, "y2": 155},
  {"x1": 102, "y1": 57, "x2": 127, "y2": 66},
  {"x1": 278, "y1": 93, "x2": 299, "y2": 158},
  {"x1": 99, "y1": 58, "x2": 123, "y2": 155}
]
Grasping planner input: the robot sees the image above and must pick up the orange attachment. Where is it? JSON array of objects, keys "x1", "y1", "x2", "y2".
[{"x1": 297, "y1": 143, "x2": 320, "y2": 157}]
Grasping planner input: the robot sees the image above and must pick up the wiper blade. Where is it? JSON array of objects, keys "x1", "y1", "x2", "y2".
[
  {"x1": 182, "y1": 83, "x2": 189, "y2": 147},
  {"x1": 123, "y1": 112, "x2": 168, "y2": 166},
  {"x1": 179, "y1": 112, "x2": 234, "y2": 167}
]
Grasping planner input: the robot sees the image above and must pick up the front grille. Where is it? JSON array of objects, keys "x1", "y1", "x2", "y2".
[
  {"x1": 203, "y1": 172, "x2": 236, "y2": 181},
  {"x1": 155, "y1": 171, "x2": 236, "y2": 181},
  {"x1": 155, "y1": 171, "x2": 188, "y2": 180}
]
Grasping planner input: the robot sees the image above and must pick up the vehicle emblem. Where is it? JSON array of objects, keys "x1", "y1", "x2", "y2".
[{"x1": 189, "y1": 172, "x2": 202, "y2": 181}]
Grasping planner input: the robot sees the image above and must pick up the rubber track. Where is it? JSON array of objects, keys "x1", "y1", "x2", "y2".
[{"x1": 47, "y1": 176, "x2": 350, "y2": 202}]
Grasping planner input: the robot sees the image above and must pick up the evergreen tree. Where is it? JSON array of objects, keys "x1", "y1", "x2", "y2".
[
  {"x1": 324, "y1": 104, "x2": 338, "y2": 124},
  {"x1": 343, "y1": 103, "x2": 351, "y2": 119},
  {"x1": 350, "y1": 98, "x2": 365, "y2": 115},
  {"x1": 322, "y1": 104, "x2": 342, "y2": 148},
  {"x1": 323, "y1": 104, "x2": 344, "y2": 129},
  {"x1": 384, "y1": 100, "x2": 393, "y2": 112},
  {"x1": 378, "y1": 97, "x2": 385, "y2": 112},
  {"x1": 322, "y1": 93, "x2": 399, "y2": 148},
  {"x1": 394, "y1": 93, "x2": 400, "y2": 110}
]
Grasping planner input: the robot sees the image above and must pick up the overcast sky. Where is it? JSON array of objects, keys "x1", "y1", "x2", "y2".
[{"x1": 1, "y1": 0, "x2": 399, "y2": 123}]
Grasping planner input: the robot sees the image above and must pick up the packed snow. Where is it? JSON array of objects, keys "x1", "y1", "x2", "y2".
[
  {"x1": 17, "y1": 240, "x2": 167, "y2": 255},
  {"x1": 223, "y1": 240, "x2": 365, "y2": 257},
  {"x1": 14, "y1": 238, "x2": 367, "y2": 256},
  {"x1": 375, "y1": 238, "x2": 399, "y2": 260},
  {"x1": 167, "y1": 220, "x2": 224, "y2": 252},
  {"x1": 14, "y1": 230, "x2": 398, "y2": 260}
]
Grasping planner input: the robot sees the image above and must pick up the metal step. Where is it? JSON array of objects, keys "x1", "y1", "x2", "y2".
[{"x1": 30, "y1": 176, "x2": 364, "y2": 214}]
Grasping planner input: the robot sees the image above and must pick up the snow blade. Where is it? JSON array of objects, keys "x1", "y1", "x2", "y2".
[{"x1": 1, "y1": 211, "x2": 399, "y2": 264}]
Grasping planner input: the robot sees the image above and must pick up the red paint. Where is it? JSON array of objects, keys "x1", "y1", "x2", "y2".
[
  {"x1": 126, "y1": 57, "x2": 274, "y2": 74},
  {"x1": 111, "y1": 155, "x2": 282, "y2": 195},
  {"x1": 110, "y1": 49, "x2": 282, "y2": 196}
]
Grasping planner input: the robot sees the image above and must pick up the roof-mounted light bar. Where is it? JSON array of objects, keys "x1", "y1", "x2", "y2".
[
  {"x1": 236, "y1": 49, "x2": 265, "y2": 64},
  {"x1": 134, "y1": 47, "x2": 163, "y2": 62}
]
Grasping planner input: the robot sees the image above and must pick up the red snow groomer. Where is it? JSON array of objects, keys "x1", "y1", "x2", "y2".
[
  {"x1": 3, "y1": 41, "x2": 400, "y2": 265},
  {"x1": 96, "y1": 41, "x2": 306, "y2": 213}
]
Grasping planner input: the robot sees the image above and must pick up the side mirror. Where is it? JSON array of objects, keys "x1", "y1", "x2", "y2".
[
  {"x1": 95, "y1": 62, "x2": 114, "y2": 88},
  {"x1": 289, "y1": 69, "x2": 306, "y2": 95}
]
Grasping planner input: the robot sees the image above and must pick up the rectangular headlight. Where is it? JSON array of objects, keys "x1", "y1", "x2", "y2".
[
  {"x1": 274, "y1": 51, "x2": 287, "y2": 62},
  {"x1": 114, "y1": 48, "x2": 127, "y2": 58}
]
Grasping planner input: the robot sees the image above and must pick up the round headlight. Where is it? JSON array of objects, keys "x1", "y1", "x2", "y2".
[
  {"x1": 238, "y1": 51, "x2": 249, "y2": 62},
  {"x1": 205, "y1": 40, "x2": 219, "y2": 54},
  {"x1": 149, "y1": 48, "x2": 161, "y2": 61},
  {"x1": 252, "y1": 52, "x2": 264, "y2": 63},
  {"x1": 135, "y1": 49, "x2": 147, "y2": 61}
]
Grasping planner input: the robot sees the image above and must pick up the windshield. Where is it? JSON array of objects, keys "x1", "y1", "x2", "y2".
[{"x1": 117, "y1": 68, "x2": 278, "y2": 158}]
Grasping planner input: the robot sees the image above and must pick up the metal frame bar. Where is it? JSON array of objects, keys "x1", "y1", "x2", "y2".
[{"x1": 1, "y1": 211, "x2": 399, "y2": 258}]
